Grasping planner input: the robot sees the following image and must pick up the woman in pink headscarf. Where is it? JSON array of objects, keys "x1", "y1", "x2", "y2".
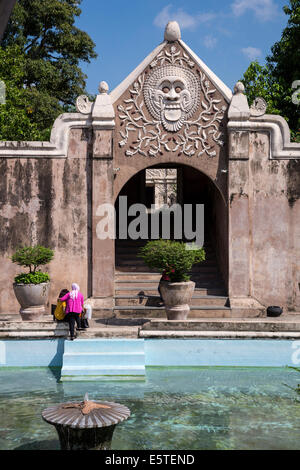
[{"x1": 59, "y1": 283, "x2": 84, "y2": 340}]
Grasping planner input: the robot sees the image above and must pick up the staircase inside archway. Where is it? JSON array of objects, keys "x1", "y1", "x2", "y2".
[{"x1": 114, "y1": 239, "x2": 231, "y2": 319}]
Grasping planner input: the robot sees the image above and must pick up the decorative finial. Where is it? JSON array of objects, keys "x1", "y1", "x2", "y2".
[
  {"x1": 98, "y1": 81, "x2": 109, "y2": 94},
  {"x1": 233, "y1": 81, "x2": 245, "y2": 95},
  {"x1": 164, "y1": 21, "x2": 181, "y2": 42}
]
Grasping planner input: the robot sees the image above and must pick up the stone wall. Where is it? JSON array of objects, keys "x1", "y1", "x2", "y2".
[
  {"x1": 228, "y1": 121, "x2": 300, "y2": 311},
  {"x1": 249, "y1": 131, "x2": 300, "y2": 310},
  {"x1": 0, "y1": 22, "x2": 299, "y2": 316},
  {"x1": 0, "y1": 128, "x2": 92, "y2": 313}
]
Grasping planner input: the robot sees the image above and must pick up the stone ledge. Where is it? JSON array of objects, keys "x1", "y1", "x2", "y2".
[{"x1": 138, "y1": 330, "x2": 300, "y2": 339}]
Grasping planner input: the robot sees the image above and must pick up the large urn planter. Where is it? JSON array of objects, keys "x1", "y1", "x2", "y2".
[
  {"x1": 13, "y1": 282, "x2": 50, "y2": 321},
  {"x1": 138, "y1": 240, "x2": 205, "y2": 321},
  {"x1": 11, "y1": 245, "x2": 54, "y2": 321},
  {"x1": 159, "y1": 280, "x2": 195, "y2": 320}
]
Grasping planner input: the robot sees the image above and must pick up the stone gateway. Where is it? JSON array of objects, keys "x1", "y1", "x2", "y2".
[{"x1": 0, "y1": 22, "x2": 299, "y2": 318}]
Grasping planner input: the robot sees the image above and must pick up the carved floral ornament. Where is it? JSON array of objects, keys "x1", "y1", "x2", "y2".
[{"x1": 117, "y1": 46, "x2": 226, "y2": 158}]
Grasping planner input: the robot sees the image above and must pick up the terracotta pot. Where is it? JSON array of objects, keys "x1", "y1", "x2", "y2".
[
  {"x1": 13, "y1": 282, "x2": 50, "y2": 321},
  {"x1": 159, "y1": 280, "x2": 195, "y2": 320}
]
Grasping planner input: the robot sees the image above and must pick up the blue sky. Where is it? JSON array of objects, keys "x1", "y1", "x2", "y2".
[{"x1": 75, "y1": 0, "x2": 288, "y2": 95}]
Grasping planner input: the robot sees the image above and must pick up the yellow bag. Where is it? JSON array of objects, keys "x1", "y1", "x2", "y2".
[{"x1": 54, "y1": 300, "x2": 66, "y2": 321}]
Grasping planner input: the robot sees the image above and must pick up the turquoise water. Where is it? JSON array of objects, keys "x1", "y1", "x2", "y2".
[{"x1": 0, "y1": 367, "x2": 299, "y2": 450}]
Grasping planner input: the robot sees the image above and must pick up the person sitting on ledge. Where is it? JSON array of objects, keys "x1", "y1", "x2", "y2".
[
  {"x1": 59, "y1": 283, "x2": 84, "y2": 340},
  {"x1": 54, "y1": 288, "x2": 69, "y2": 322}
]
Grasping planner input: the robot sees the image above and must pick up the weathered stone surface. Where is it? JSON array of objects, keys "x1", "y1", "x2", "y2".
[
  {"x1": 93, "y1": 130, "x2": 112, "y2": 158},
  {"x1": 0, "y1": 23, "x2": 299, "y2": 318},
  {"x1": 229, "y1": 131, "x2": 249, "y2": 159}
]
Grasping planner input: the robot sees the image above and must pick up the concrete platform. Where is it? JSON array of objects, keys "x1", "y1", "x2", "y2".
[{"x1": 1, "y1": 313, "x2": 300, "y2": 339}]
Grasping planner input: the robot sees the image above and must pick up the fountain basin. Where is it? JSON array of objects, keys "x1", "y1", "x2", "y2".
[{"x1": 42, "y1": 396, "x2": 130, "y2": 450}]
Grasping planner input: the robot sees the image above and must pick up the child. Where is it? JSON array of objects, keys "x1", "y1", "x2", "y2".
[
  {"x1": 80, "y1": 302, "x2": 92, "y2": 329},
  {"x1": 54, "y1": 289, "x2": 69, "y2": 322}
]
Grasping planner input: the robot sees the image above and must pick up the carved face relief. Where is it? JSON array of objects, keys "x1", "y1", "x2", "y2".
[{"x1": 144, "y1": 65, "x2": 200, "y2": 132}]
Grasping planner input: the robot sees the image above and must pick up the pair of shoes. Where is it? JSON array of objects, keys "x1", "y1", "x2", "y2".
[{"x1": 70, "y1": 336, "x2": 75, "y2": 341}]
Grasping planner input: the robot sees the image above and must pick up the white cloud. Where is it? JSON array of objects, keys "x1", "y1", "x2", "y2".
[
  {"x1": 231, "y1": 0, "x2": 279, "y2": 21},
  {"x1": 203, "y1": 35, "x2": 218, "y2": 49},
  {"x1": 154, "y1": 5, "x2": 216, "y2": 30},
  {"x1": 241, "y1": 46, "x2": 262, "y2": 60}
]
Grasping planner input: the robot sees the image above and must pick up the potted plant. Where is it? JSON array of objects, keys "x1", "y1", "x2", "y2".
[
  {"x1": 11, "y1": 245, "x2": 54, "y2": 321},
  {"x1": 138, "y1": 240, "x2": 205, "y2": 320}
]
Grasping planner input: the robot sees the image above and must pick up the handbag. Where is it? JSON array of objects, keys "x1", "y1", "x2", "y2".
[{"x1": 80, "y1": 309, "x2": 89, "y2": 328}]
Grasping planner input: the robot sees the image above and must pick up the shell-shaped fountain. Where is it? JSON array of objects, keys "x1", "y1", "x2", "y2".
[{"x1": 42, "y1": 394, "x2": 131, "y2": 450}]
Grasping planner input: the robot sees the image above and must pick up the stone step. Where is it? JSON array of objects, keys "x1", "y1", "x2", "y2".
[
  {"x1": 115, "y1": 247, "x2": 215, "y2": 255},
  {"x1": 115, "y1": 241, "x2": 213, "y2": 248},
  {"x1": 115, "y1": 261, "x2": 219, "y2": 271},
  {"x1": 61, "y1": 339, "x2": 146, "y2": 380},
  {"x1": 115, "y1": 286, "x2": 227, "y2": 296},
  {"x1": 115, "y1": 268, "x2": 220, "y2": 280},
  {"x1": 115, "y1": 278, "x2": 223, "y2": 285},
  {"x1": 63, "y1": 351, "x2": 145, "y2": 367},
  {"x1": 0, "y1": 331, "x2": 68, "y2": 338},
  {"x1": 115, "y1": 263, "x2": 218, "y2": 272},
  {"x1": 140, "y1": 318, "x2": 300, "y2": 332},
  {"x1": 60, "y1": 365, "x2": 146, "y2": 380},
  {"x1": 64, "y1": 338, "x2": 144, "y2": 353},
  {"x1": 0, "y1": 320, "x2": 69, "y2": 338},
  {"x1": 116, "y1": 253, "x2": 216, "y2": 261},
  {"x1": 138, "y1": 330, "x2": 300, "y2": 339},
  {"x1": 116, "y1": 260, "x2": 217, "y2": 268},
  {"x1": 75, "y1": 326, "x2": 140, "y2": 338},
  {"x1": 0, "y1": 321, "x2": 68, "y2": 331},
  {"x1": 113, "y1": 305, "x2": 231, "y2": 319},
  {"x1": 115, "y1": 295, "x2": 229, "y2": 307},
  {"x1": 115, "y1": 273, "x2": 221, "y2": 283}
]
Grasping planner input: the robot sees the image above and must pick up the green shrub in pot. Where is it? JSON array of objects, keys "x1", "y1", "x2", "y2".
[
  {"x1": 138, "y1": 239, "x2": 205, "y2": 282},
  {"x1": 11, "y1": 245, "x2": 54, "y2": 320},
  {"x1": 11, "y1": 245, "x2": 54, "y2": 284},
  {"x1": 138, "y1": 239, "x2": 205, "y2": 320}
]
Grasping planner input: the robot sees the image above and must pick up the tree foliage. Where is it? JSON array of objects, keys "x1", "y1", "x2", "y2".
[
  {"x1": 241, "y1": 0, "x2": 300, "y2": 142},
  {"x1": 0, "y1": 44, "x2": 47, "y2": 140},
  {"x1": 0, "y1": 0, "x2": 97, "y2": 140}
]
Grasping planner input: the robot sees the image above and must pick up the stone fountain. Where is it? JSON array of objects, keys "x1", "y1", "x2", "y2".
[{"x1": 42, "y1": 393, "x2": 130, "y2": 450}]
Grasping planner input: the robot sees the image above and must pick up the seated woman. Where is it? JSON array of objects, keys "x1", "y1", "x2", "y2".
[
  {"x1": 60, "y1": 283, "x2": 84, "y2": 340},
  {"x1": 54, "y1": 288, "x2": 69, "y2": 322}
]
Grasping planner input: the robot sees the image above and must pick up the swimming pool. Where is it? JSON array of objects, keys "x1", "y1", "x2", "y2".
[{"x1": 0, "y1": 366, "x2": 299, "y2": 450}]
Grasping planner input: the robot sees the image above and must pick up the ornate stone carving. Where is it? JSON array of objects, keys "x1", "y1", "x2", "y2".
[
  {"x1": 250, "y1": 97, "x2": 267, "y2": 117},
  {"x1": 118, "y1": 46, "x2": 226, "y2": 158},
  {"x1": 143, "y1": 65, "x2": 200, "y2": 132},
  {"x1": 76, "y1": 95, "x2": 93, "y2": 114}
]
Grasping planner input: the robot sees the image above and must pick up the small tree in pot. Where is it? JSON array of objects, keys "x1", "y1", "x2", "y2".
[
  {"x1": 138, "y1": 240, "x2": 205, "y2": 320},
  {"x1": 11, "y1": 245, "x2": 54, "y2": 321}
]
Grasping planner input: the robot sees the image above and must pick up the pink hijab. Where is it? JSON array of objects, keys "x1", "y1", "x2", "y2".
[{"x1": 69, "y1": 283, "x2": 80, "y2": 300}]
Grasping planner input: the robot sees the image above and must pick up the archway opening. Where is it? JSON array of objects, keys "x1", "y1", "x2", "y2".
[{"x1": 115, "y1": 163, "x2": 228, "y2": 292}]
